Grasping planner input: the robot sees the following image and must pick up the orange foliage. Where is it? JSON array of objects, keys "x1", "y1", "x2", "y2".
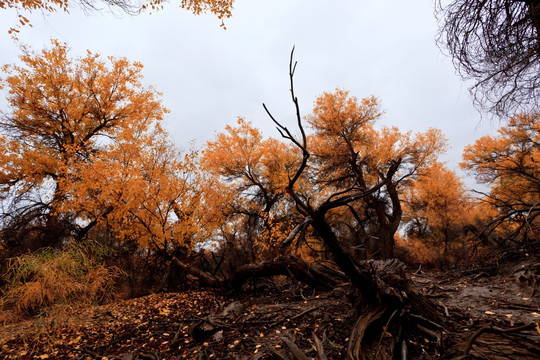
[
  {"x1": 201, "y1": 118, "x2": 299, "y2": 261},
  {"x1": 202, "y1": 118, "x2": 294, "y2": 197},
  {"x1": 2, "y1": 241, "x2": 122, "y2": 316},
  {"x1": 402, "y1": 162, "x2": 474, "y2": 265},
  {"x1": 65, "y1": 128, "x2": 201, "y2": 250},
  {"x1": 203, "y1": 90, "x2": 448, "y2": 261},
  {"x1": 404, "y1": 162, "x2": 469, "y2": 232},
  {"x1": 0, "y1": 40, "x2": 196, "y2": 252},
  {"x1": 307, "y1": 90, "x2": 447, "y2": 196},
  {"x1": 0, "y1": 0, "x2": 65, "y2": 36},
  {"x1": 306, "y1": 90, "x2": 447, "y2": 258},
  {"x1": 1, "y1": 0, "x2": 233, "y2": 36},
  {"x1": 462, "y1": 112, "x2": 540, "y2": 241}
]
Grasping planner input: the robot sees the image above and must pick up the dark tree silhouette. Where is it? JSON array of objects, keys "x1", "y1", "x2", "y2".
[{"x1": 436, "y1": 0, "x2": 540, "y2": 117}]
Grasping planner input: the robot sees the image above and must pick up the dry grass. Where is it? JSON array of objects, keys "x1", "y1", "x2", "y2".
[
  {"x1": 1, "y1": 241, "x2": 124, "y2": 317},
  {"x1": 0, "y1": 241, "x2": 125, "y2": 352}
]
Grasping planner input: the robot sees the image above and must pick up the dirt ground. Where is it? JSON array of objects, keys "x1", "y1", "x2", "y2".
[
  {"x1": 0, "y1": 258, "x2": 539, "y2": 360},
  {"x1": 410, "y1": 255, "x2": 540, "y2": 359}
]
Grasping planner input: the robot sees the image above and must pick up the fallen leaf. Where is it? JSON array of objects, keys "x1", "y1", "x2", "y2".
[{"x1": 485, "y1": 311, "x2": 496, "y2": 315}]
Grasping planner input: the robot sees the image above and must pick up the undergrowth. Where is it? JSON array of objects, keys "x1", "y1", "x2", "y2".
[{"x1": 1, "y1": 241, "x2": 124, "y2": 317}]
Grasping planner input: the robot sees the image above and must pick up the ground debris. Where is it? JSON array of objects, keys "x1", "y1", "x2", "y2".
[
  {"x1": 0, "y1": 286, "x2": 352, "y2": 359},
  {"x1": 2, "y1": 257, "x2": 539, "y2": 359}
]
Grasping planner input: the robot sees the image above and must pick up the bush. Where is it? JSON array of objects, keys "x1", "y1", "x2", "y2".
[{"x1": 1, "y1": 241, "x2": 124, "y2": 316}]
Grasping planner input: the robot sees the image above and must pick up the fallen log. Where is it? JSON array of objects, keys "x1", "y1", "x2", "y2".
[
  {"x1": 228, "y1": 256, "x2": 345, "y2": 290},
  {"x1": 171, "y1": 254, "x2": 345, "y2": 291}
]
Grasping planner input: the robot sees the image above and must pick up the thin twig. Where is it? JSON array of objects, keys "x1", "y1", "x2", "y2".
[
  {"x1": 290, "y1": 306, "x2": 319, "y2": 321},
  {"x1": 375, "y1": 310, "x2": 398, "y2": 357}
]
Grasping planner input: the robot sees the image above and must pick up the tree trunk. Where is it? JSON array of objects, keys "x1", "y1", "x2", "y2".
[
  {"x1": 366, "y1": 229, "x2": 395, "y2": 259},
  {"x1": 228, "y1": 255, "x2": 344, "y2": 290},
  {"x1": 42, "y1": 181, "x2": 65, "y2": 248},
  {"x1": 311, "y1": 213, "x2": 381, "y2": 304},
  {"x1": 170, "y1": 254, "x2": 346, "y2": 291},
  {"x1": 363, "y1": 180, "x2": 401, "y2": 260}
]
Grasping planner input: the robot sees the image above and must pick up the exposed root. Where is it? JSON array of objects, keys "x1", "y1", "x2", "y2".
[
  {"x1": 461, "y1": 323, "x2": 537, "y2": 358},
  {"x1": 281, "y1": 336, "x2": 310, "y2": 360},
  {"x1": 347, "y1": 305, "x2": 387, "y2": 360},
  {"x1": 417, "y1": 324, "x2": 442, "y2": 348},
  {"x1": 313, "y1": 332, "x2": 329, "y2": 360}
]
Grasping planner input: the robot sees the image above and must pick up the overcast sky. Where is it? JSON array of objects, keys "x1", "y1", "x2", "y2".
[{"x1": 0, "y1": 0, "x2": 499, "y2": 186}]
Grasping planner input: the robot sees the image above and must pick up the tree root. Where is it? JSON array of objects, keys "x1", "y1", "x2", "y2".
[
  {"x1": 347, "y1": 305, "x2": 387, "y2": 360},
  {"x1": 278, "y1": 333, "x2": 330, "y2": 360},
  {"x1": 450, "y1": 322, "x2": 538, "y2": 360},
  {"x1": 281, "y1": 336, "x2": 310, "y2": 360},
  {"x1": 313, "y1": 332, "x2": 329, "y2": 360}
]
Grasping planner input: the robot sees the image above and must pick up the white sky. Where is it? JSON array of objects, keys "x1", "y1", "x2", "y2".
[{"x1": 0, "y1": 0, "x2": 500, "y2": 187}]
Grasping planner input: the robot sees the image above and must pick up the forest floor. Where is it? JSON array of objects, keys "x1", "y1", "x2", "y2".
[{"x1": 0, "y1": 256, "x2": 539, "y2": 360}]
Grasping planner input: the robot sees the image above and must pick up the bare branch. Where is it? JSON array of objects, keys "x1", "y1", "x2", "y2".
[
  {"x1": 436, "y1": 0, "x2": 540, "y2": 116},
  {"x1": 280, "y1": 216, "x2": 312, "y2": 248}
]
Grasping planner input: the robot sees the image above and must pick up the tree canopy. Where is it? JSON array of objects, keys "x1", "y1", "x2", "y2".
[
  {"x1": 462, "y1": 112, "x2": 540, "y2": 243},
  {"x1": 0, "y1": 40, "x2": 197, "y2": 254},
  {"x1": 437, "y1": 0, "x2": 540, "y2": 116},
  {"x1": 1, "y1": 0, "x2": 234, "y2": 35},
  {"x1": 300, "y1": 90, "x2": 447, "y2": 259},
  {"x1": 403, "y1": 161, "x2": 475, "y2": 265}
]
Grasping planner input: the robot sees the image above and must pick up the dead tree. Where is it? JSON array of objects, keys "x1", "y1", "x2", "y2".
[{"x1": 262, "y1": 48, "x2": 443, "y2": 359}]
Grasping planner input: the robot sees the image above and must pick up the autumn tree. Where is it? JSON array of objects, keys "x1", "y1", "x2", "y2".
[
  {"x1": 0, "y1": 42, "x2": 346, "y2": 293},
  {"x1": 67, "y1": 127, "x2": 201, "y2": 251},
  {"x1": 1, "y1": 0, "x2": 234, "y2": 35},
  {"x1": 304, "y1": 90, "x2": 447, "y2": 259},
  {"x1": 263, "y1": 85, "x2": 447, "y2": 276},
  {"x1": 462, "y1": 112, "x2": 540, "y2": 245},
  {"x1": 402, "y1": 162, "x2": 473, "y2": 265},
  {"x1": 261, "y1": 50, "x2": 446, "y2": 358},
  {"x1": 436, "y1": 0, "x2": 540, "y2": 116},
  {"x1": 201, "y1": 118, "x2": 303, "y2": 266},
  {"x1": 202, "y1": 89, "x2": 447, "y2": 268},
  {"x1": 0, "y1": 40, "x2": 196, "y2": 257}
]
